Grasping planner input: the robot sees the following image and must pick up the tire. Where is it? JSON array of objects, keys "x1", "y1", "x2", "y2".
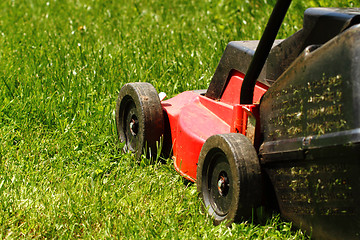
[
  {"x1": 196, "y1": 133, "x2": 262, "y2": 226},
  {"x1": 115, "y1": 82, "x2": 164, "y2": 160}
]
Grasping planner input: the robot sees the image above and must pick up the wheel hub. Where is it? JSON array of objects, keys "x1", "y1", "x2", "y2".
[
  {"x1": 129, "y1": 115, "x2": 139, "y2": 136},
  {"x1": 217, "y1": 172, "x2": 229, "y2": 197}
]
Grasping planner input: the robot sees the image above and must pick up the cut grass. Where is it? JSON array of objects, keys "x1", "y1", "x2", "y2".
[{"x1": 0, "y1": 0, "x2": 355, "y2": 238}]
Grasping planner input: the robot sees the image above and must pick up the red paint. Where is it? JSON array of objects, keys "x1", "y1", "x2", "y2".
[
  {"x1": 221, "y1": 71, "x2": 268, "y2": 105},
  {"x1": 162, "y1": 71, "x2": 268, "y2": 181}
]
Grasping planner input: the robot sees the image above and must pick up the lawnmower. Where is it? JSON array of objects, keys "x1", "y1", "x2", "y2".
[{"x1": 115, "y1": 0, "x2": 360, "y2": 239}]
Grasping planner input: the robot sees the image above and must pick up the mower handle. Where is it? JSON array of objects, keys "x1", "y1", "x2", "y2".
[{"x1": 240, "y1": 0, "x2": 292, "y2": 104}]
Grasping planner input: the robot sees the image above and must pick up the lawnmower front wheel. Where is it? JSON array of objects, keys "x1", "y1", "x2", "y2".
[
  {"x1": 196, "y1": 133, "x2": 262, "y2": 226},
  {"x1": 115, "y1": 82, "x2": 164, "y2": 160}
]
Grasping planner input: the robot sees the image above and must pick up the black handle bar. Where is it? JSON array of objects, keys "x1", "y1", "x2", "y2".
[{"x1": 240, "y1": 0, "x2": 292, "y2": 104}]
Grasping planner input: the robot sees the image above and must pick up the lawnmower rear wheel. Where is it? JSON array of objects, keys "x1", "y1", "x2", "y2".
[
  {"x1": 196, "y1": 133, "x2": 262, "y2": 226},
  {"x1": 115, "y1": 82, "x2": 164, "y2": 160}
]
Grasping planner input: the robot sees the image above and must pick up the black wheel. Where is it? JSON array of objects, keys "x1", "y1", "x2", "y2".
[
  {"x1": 196, "y1": 133, "x2": 262, "y2": 226},
  {"x1": 115, "y1": 82, "x2": 164, "y2": 160}
]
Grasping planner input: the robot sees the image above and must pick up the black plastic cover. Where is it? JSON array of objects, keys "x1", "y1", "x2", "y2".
[
  {"x1": 206, "y1": 8, "x2": 360, "y2": 101},
  {"x1": 267, "y1": 8, "x2": 360, "y2": 81},
  {"x1": 260, "y1": 23, "x2": 360, "y2": 240}
]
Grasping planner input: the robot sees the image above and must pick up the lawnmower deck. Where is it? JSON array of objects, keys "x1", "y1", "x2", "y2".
[{"x1": 162, "y1": 72, "x2": 267, "y2": 180}]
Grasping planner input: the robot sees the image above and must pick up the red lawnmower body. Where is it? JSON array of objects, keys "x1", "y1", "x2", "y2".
[
  {"x1": 162, "y1": 72, "x2": 268, "y2": 181},
  {"x1": 115, "y1": 0, "x2": 360, "y2": 238}
]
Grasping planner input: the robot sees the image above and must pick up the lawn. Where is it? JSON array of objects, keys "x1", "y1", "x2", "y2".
[{"x1": 0, "y1": 0, "x2": 355, "y2": 239}]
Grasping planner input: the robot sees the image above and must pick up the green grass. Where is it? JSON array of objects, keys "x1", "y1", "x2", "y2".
[{"x1": 0, "y1": 0, "x2": 355, "y2": 238}]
